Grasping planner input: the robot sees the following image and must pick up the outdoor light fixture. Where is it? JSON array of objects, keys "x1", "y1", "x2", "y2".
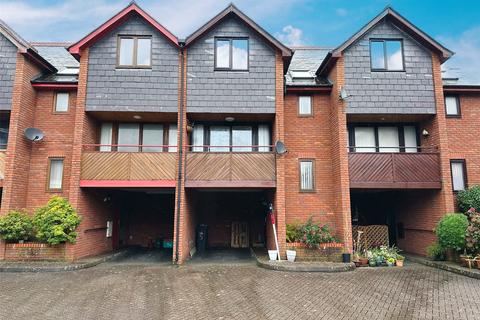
[
  {"x1": 225, "y1": 116, "x2": 235, "y2": 122},
  {"x1": 422, "y1": 129, "x2": 429, "y2": 137},
  {"x1": 133, "y1": 115, "x2": 142, "y2": 120},
  {"x1": 339, "y1": 86, "x2": 349, "y2": 100}
]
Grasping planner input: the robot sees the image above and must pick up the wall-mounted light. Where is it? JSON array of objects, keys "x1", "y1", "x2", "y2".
[
  {"x1": 422, "y1": 129, "x2": 429, "y2": 137},
  {"x1": 133, "y1": 115, "x2": 142, "y2": 120},
  {"x1": 225, "y1": 116, "x2": 235, "y2": 122},
  {"x1": 339, "y1": 87, "x2": 349, "y2": 100}
]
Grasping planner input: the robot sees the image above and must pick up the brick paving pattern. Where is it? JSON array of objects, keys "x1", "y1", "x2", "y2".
[{"x1": 1, "y1": 261, "x2": 479, "y2": 320}]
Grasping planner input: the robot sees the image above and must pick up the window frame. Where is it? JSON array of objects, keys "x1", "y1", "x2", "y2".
[
  {"x1": 117, "y1": 35, "x2": 152, "y2": 69},
  {"x1": 53, "y1": 92, "x2": 70, "y2": 114},
  {"x1": 0, "y1": 112, "x2": 10, "y2": 151},
  {"x1": 450, "y1": 159, "x2": 467, "y2": 192},
  {"x1": 444, "y1": 95, "x2": 461, "y2": 118},
  {"x1": 299, "y1": 159, "x2": 315, "y2": 192},
  {"x1": 369, "y1": 39, "x2": 405, "y2": 72},
  {"x1": 214, "y1": 37, "x2": 249, "y2": 71},
  {"x1": 298, "y1": 95, "x2": 313, "y2": 117},
  {"x1": 46, "y1": 157, "x2": 64, "y2": 192}
]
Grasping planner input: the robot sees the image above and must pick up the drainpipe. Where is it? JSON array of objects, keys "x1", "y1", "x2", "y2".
[{"x1": 175, "y1": 43, "x2": 186, "y2": 263}]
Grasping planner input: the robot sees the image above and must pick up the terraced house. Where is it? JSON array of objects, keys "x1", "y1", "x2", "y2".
[{"x1": 0, "y1": 2, "x2": 478, "y2": 263}]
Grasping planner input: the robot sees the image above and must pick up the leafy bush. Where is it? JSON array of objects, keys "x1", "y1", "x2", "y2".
[
  {"x1": 299, "y1": 217, "x2": 336, "y2": 248},
  {"x1": 465, "y1": 208, "x2": 480, "y2": 254},
  {"x1": 457, "y1": 185, "x2": 480, "y2": 213},
  {"x1": 0, "y1": 210, "x2": 33, "y2": 242},
  {"x1": 435, "y1": 213, "x2": 468, "y2": 251},
  {"x1": 286, "y1": 223, "x2": 302, "y2": 243},
  {"x1": 426, "y1": 243, "x2": 445, "y2": 261},
  {"x1": 33, "y1": 196, "x2": 81, "y2": 245}
]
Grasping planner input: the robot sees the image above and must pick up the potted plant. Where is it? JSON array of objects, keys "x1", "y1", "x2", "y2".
[
  {"x1": 386, "y1": 257, "x2": 395, "y2": 267},
  {"x1": 435, "y1": 213, "x2": 468, "y2": 262},
  {"x1": 268, "y1": 250, "x2": 278, "y2": 261},
  {"x1": 396, "y1": 255, "x2": 405, "y2": 267},
  {"x1": 286, "y1": 249, "x2": 296, "y2": 262}
]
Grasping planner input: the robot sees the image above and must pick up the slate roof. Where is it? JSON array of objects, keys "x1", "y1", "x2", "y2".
[
  {"x1": 442, "y1": 60, "x2": 480, "y2": 87},
  {"x1": 31, "y1": 44, "x2": 79, "y2": 84},
  {"x1": 285, "y1": 47, "x2": 332, "y2": 86}
]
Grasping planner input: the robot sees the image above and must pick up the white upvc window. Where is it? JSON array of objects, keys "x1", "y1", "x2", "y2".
[
  {"x1": 48, "y1": 158, "x2": 64, "y2": 191},
  {"x1": 298, "y1": 96, "x2": 312, "y2": 116},
  {"x1": 299, "y1": 160, "x2": 314, "y2": 191},
  {"x1": 451, "y1": 160, "x2": 466, "y2": 191},
  {"x1": 55, "y1": 92, "x2": 69, "y2": 112}
]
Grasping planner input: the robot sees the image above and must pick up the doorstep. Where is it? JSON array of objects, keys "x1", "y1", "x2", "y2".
[
  {"x1": 252, "y1": 248, "x2": 356, "y2": 273},
  {"x1": 404, "y1": 253, "x2": 480, "y2": 280},
  {"x1": 0, "y1": 249, "x2": 130, "y2": 273}
]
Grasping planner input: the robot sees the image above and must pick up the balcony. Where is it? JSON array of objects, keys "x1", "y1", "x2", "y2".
[
  {"x1": 348, "y1": 148, "x2": 441, "y2": 189},
  {"x1": 80, "y1": 144, "x2": 177, "y2": 188},
  {"x1": 185, "y1": 145, "x2": 276, "y2": 188}
]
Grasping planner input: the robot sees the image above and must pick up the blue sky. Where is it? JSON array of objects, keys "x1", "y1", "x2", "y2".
[{"x1": 0, "y1": 0, "x2": 478, "y2": 81}]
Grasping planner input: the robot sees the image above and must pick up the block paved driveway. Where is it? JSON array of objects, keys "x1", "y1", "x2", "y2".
[{"x1": 1, "y1": 259, "x2": 479, "y2": 320}]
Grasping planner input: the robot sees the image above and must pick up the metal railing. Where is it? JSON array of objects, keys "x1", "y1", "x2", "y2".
[{"x1": 347, "y1": 145, "x2": 439, "y2": 153}]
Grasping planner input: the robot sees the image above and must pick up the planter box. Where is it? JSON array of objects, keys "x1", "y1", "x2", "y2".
[
  {"x1": 286, "y1": 242, "x2": 344, "y2": 262},
  {"x1": 4, "y1": 242, "x2": 66, "y2": 261}
]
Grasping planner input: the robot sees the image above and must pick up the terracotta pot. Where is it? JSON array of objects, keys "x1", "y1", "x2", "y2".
[
  {"x1": 396, "y1": 259, "x2": 404, "y2": 267},
  {"x1": 359, "y1": 258, "x2": 369, "y2": 266},
  {"x1": 476, "y1": 259, "x2": 480, "y2": 270}
]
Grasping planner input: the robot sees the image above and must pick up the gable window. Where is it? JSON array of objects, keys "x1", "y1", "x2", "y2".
[
  {"x1": 54, "y1": 92, "x2": 69, "y2": 113},
  {"x1": 298, "y1": 96, "x2": 312, "y2": 116},
  {"x1": 370, "y1": 39, "x2": 404, "y2": 71},
  {"x1": 215, "y1": 38, "x2": 249, "y2": 70},
  {"x1": 47, "y1": 158, "x2": 64, "y2": 191},
  {"x1": 118, "y1": 36, "x2": 152, "y2": 68},
  {"x1": 349, "y1": 124, "x2": 418, "y2": 153},
  {"x1": 299, "y1": 160, "x2": 315, "y2": 191},
  {"x1": 445, "y1": 95, "x2": 460, "y2": 117},
  {"x1": 450, "y1": 160, "x2": 467, "y2": 191}
]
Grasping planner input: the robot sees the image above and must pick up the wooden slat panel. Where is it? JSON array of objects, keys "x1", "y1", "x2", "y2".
[
  {"x1": 81, "y1": 152, "x2": 130, "y2": 180},
  {"x1": 349, "y1": 153, "x2": 393, "y2": 183},
  {"x1": 130, "y1": 153, "x2": 176, "y2": 180},
  {"x1": 231, "y1": 153, "x2": 275, "y2": 180},
  {"x1": 186, "y1": 153, "x2": 231, "y2": 181},
  {"x1": 0, "y1": 151, "x2": 6, "y2": 180},
  {"x1": 393, "y1": 153, "x2": 440, "y2": 182}
]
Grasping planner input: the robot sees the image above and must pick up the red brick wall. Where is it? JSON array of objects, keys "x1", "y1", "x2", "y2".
[{"x1": 4, "y1": 242, "x2": 66, "y2": 261}]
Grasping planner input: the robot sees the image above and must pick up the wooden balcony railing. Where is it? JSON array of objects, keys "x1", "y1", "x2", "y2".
[
  {"x1": 185, "y1": 145, "x2": 276, "y2": 188},
  {"x1": 348, "y1": 148, "x2": 441, "y2": 189}
]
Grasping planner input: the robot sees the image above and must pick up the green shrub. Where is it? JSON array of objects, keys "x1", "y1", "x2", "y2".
[
  {"x1": 426, "y1": 243, "x2": 445, "y2": 261},
  {"x1": 299, "y1": 217, "x2": 336, "y2": 248},
  {"x1": 0, "y1": 210, "x2": 33, "y2": 242},
  {"x1": 435, "y1": 213, "x2": 468, "y2": 251},
  {"x1": 286, "y1": 223, "x2": 301, "y2": 243},
  {"x1": 33, "y1": 196, "x2": 81, "y2": 245},
  {"x1": 457, "y1": 185, "x2": 480, "y2": 213}
]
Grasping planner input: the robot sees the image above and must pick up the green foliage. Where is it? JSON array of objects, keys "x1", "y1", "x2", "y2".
[
  {"x1": 435, "y1": 213, "x2": 468, "y2": 251},
  {"x1": 457, "y1": 185, "x2": 480, "y2": 213},
  {"x1": 299, "y1": 217, "x2": 337, "y2": 248},
  {"x1": 426, "y1": 243, "x2": 445, "y2": 261},
  {"x1": 286, "y1": 223, "x2": 301, "y2": 243},
  {"x1": 366, "y1": 246, "x2": 401, "y2": 263},
  {"x1": 33, "y1": 196, "x2": 81, "y2": 245},
  {"x1": 465, "y1": 208, "x2": 480, "y2": 254},
  {"x1": 0, "y1": 210, "x2": 33, "y2": 242}
]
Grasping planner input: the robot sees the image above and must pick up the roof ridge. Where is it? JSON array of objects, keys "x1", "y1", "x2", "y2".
[{"x1": 31, "y1": 42, "x2": 73, "y2": 47}]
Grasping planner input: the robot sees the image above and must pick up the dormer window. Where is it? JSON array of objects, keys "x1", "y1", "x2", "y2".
[
  {"x1": 117, "y1": 36, "x2": 152, "y2": 68},
  {"x1": 214, "y1": 38, "x2": 249, "y2": 71},
  {"x1": 370, "y1": 39, "x2": 404, "y2": 71}
]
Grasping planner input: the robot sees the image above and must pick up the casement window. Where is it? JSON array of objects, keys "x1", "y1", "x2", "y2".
[
  {"x1": 450, "y1": 160, "x2": 467, "y2": 191},
  {"x1": 299, "y1": 160, "x2": 315, "y2": 191},
  {"x1": 191, "y1": 123, "x2": 271, "y2": 152},
  {"x1": 298, "y1": 96, "x2": 312, "y2": 116},
  {"x1": 349, "y1": 124, "x2": 418, "y2": 153},
  {"x1": 214, "y1": 38, "x2": 249, "y2": 70},
  {"x1": 370, "y1": 39, "x2": 404, "y2": 71},
  {"x1": 0, "y1": 112, "x2": 10, "y2": 150},
  {"x1": 117, "y1": 36, "x2": 152, "y2": 68},
  {"x1": 54, "y1": 92, "x2": 69, "y2": 113},
  {"x1": 99, "y1": 122, "x2": 176, "y2": 152},
  {"x1": 445, "y1": 95, "x2": 461, "y2": 117},
  {"x1": 47, "y1": 158, "x2": 64, "y2": 191}
]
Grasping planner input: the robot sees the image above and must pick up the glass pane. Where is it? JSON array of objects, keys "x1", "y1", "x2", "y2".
[
  {"x1": 232, "y1": 126, "x2": 252, "y2": 152},
  {"x1": 378, "y1": 127, "x2": 400, "y2": 152},
  {"x1": 404, "y1": 126, "x2": 418, "y2": 153},
  {"x1": 232, "y1": 39, "x2": 248, "y2": 70},
  {"x1": 136, "y1": 38, "x2": 151, "y2": 66},
  {"x1": 215, "y1": 40, "x2": 230, "y2": 69},
  {"x1": 0, "y1": 113, "x2": 9, "y2": 150},
  {"x1": 55, "y1": 92, "x2": 69, "y2": 112},
  {"x1": 370, "y1": 41, "x2": 385, "y2": 69},
  {"x1": 300, "y1": 161, "x2": 313, "y2": 190},
  {"x1": 210, "y1": 126, "x2": 230, "y2": 152},
  {"x1": 168, "y1": 125, "x2": 177, "y2": 153},
  {"x1": 258, "y1": 125, "x2": 270, "y2": 152},
  {"x1": 451, "y1": 162, "x2": 466, "y2": 191},
  {"x1": 354, "y1": 127, "x2": 376, "y2": 152},
  {"x1": 299, "y1": 96, "x2": 312, "y2": 115},
  {"x1": 100, "y1": 123, "x2": 113, "y2": 152},
  {"x1": 119, "y1": 38, "x2": 134, "y2": 66},
  {"x1": 445, "y1": 96, "x2": 459, "y2": 115},
  {"x1": 49, "y1": 159, "x2": 63, "y2": 189},
  {"x1": 143, "y1": 124, "x2": 163, "y2": 152},
  {"x1": 118, "y1": 123, "x2": 139, "y2": 152},
  {"x1": 192, "y1": 125, "x2": 204, "y2": 152},
  {"x1": 386, "y1": 40, "x2": 403, "y2": 70}
]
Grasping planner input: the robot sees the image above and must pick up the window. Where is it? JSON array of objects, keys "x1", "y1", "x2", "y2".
[
  {"x1": 299, "y1": 160, "x2": 314, "y2": 191},
  {"x1": 298, "y1": 96, "x2": 312, "y2": 116},
  {"x1": 100, "y1": 123, "x2": 113, "y2": 152},
  {"x1": 353, "y1": 127, "x2": 376, "y2": 152},
  {"x1": 445, "y1": 95, "x2": 460, "y2": 117},
  {"x1": 118, "y1": 123, "x2": 140, "y2": 152},
  {"x1": 349, "y1": 125, "x2": 418, "y2": 153},
  {"x1": 0, "y1": 113, "x2": 10, "y2": 150},
  {"x1": 370, "y1": 39, "x2": 404, "y2": 71},
  {"x1": 118, "y1": 36, "x2": 152, "y2": 68},
  {"x1": 377, "y1": 127, "x2": 399, "y2": 153},
  {"x1": 54, "y1": 92, "x2": 69, "y2": 113},
  {"x1": 47, "y1": 158, "x2": 64, "y2": 191},
  {"x1": 451, "y1": 160, "x2": 467, "y2": 191},
  {"x1": 215, "y1": 38, "x2": 249, "y2": 70},
  {"x1": 143, "y1": 124, "x2": 164, "y2": 152}
]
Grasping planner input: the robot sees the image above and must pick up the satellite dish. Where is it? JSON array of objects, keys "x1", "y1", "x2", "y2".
[
  {"x1": 24, "y1": 128, "x2": 44, "y2": 142},
  {"x1": 275, "y1": 140, "x2": 287, "y2": 155}
]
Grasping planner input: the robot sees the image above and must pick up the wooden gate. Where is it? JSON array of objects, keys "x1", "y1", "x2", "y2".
[{"x1": 231, "y1": 222, "x2": 249, "y2": 248}]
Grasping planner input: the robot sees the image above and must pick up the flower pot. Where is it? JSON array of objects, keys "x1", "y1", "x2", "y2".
[
  {"x1": 342, "y1": 253, "x2": 351, "y2": 263},
  {"x1": 386, "y1": 261, "x2": 394, "y2": 267},
  {"x1": 359, "y1": 258, "x2": 369, "y2": 266},
  {"x1": 396, "y1": 259, "x2": 404, "y2": 267},
  {"x1": 368, "y1": 259, "x2": 376, "y2": 267},
  {"x1": 286, "y1": 250, "x2": 296, "y2": 262},
  {"x1": 475, "y1": 259, "x2": 480, "y2": 270},
  {"x1": 268, "y1": 250, "x2": 278, "y2": 261}
]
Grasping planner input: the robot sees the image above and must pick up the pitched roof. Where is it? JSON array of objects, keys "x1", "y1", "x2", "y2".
[
  {"x1": 68, "y1": 1, "x2": 178, "y2": 57},
  {"x1": 286, "y1": 47, "x2": 332, "y2": 86},
  {"x1": 31, "y1": 44, "x2": 79, "y2": 84},
  {"x1": 185, "y1": 4, "x2": 292, "y2": 57}
]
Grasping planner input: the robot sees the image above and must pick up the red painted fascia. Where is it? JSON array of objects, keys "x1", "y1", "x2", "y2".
[
  {"x1": 69, "y1": 3, "x2": 179, "y2": 57},
  {"x1": 79, "y1": 180, "x2": 176, "y2": 188},
  {"x1": 31, "y1": 83, "x2": 78, "y2": 90}
]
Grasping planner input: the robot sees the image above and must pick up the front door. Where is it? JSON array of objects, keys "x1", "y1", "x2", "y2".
[{"x1": 231, "y1": 221, "x2": 249, "y2": 248}]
